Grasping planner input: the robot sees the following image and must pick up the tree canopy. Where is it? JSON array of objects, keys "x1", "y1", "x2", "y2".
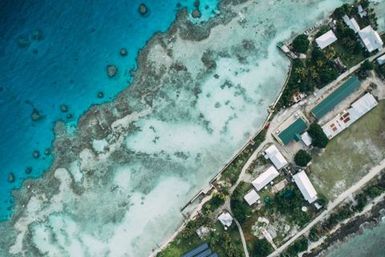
[
  {"x1": 294, "y1": 150, "x2": 312, "y2": 167},
  {"x1": 308, "y1": 123, "x2": 329, "y2": 148},
  {"x1": 292, "y1": 34, "x2": 310, "y2": 54}
]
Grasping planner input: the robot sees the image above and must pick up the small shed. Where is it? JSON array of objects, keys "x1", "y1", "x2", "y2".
[{"x1": 218, "y1": 212, "x2": 233, "y2": 229}]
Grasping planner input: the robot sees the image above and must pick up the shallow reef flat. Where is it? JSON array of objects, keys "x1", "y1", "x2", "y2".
[{"x1": 0, "y1": 0, "x2": 350, "y2": 256}]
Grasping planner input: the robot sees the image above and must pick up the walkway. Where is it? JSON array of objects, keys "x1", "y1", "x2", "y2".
[{"x1": 267, "y1": 158, "x2": 385, "y2": 257}]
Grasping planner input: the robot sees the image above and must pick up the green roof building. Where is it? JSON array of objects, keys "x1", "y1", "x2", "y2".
[
  {"x1": 278, "y1": 118, "x2": 308, "y2": 145},
  {"x1": 311, "y1": 76, "x2": 361, "y2": 119}
]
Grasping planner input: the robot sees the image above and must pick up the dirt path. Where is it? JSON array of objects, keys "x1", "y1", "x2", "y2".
[{"x1": 267, "y1": 158, "x2": 385, "y2": 257}]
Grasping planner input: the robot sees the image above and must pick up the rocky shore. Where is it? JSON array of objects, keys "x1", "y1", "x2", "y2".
[{"x1": 304, "y1": 194, "x2": 385, "y2": 257}]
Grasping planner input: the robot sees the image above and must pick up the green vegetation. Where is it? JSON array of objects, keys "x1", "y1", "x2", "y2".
[
  {"x1": 266, "y1": 185, "x2": 312, "y2": 227},
  {"x1": 292, "y1": 34, "x2": 310, "y2": 53},
  {"x1": 358, "y1": 60, "x2": 374, "y2": 79},
  {"x1": 221, "y1": 130, "x2": 266, "y2": 185},
  {"x1": 294, "y1": 150, "x2": 312, "y2": 167},
  {"x1": 158, "y1": 218, "x2": 244, "y2": 257},
  {"x1": 202, "y1": 193, "x2": 226, "y2": 215},
  {"x1": 251, "y1": 239, "x2": 273, "y2": 257},
  {"x1": 281, "y1": 236, "x2": 309, "y2": 257},
  {"x1": 308, "y1": 123, "x2": 329, "y2": 148},
  {"x1": 230, "y1": 182, "x2": 252, "y2": 224},
  {"x1": 310, "y1": 101, "x2": 385, "y2": 199}
]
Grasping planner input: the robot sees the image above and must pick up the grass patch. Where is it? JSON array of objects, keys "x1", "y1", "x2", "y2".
[
  {"x1": 310, "y1": 100, "x2": 385, "y2": 199},
  {"x1": 221, "y1": 130, "x2": 266, "y2": 185}
]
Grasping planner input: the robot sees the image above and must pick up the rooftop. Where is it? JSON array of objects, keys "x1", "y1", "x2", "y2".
[
  {"x1": 278, "y1": 118, "x2": 308, "y2": 145},
  {"x1": 252, "y1": 166, "x2": 280, "y2": 191},
  {"x1": 244, "y1": 189, "x2": 260, "y2": 206},
  {"x1": 315, "y1": 30, "x2": 337, "y2": 49},
  {"x1": 377, "y1": 54, "x2": 385, "y2": 65},
  {"x1": 218, "y1": 212, "x2": 233, "y2": 228},
  {"x1": 264, "y1": 144, "x2": 288, "y2": 170},
  {"x1": 293, "y1": 170, "x2": 318, "y2": 203},
  {"x1": 322, "y1": 93, "x2": 378, "y2": 139},
  {"x1": 311, "y1": 76, "x2": 361, "y2": 119},
  {"x1": 359, "y1": 25, "x2": 383, "y2": 52}
]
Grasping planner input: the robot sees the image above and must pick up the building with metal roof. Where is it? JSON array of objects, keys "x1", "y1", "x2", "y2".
[
  {"x1": 264, "y1": 145, "x2": 288, "y2": 170},
  {"x1": 311, "y1": 76, "x2": 361, "y2": 119},
  {"x1": 293, "y1": 170, "x2": 318, "y2": 203},
  {"x1": 322, "y1": 93, "x2": 378, "y2": 139},
  {"x1": 218, "y1": 212, "x2": 233, "y2": 229},
  {"x1": 181, "y1": 243, "x2": 218, "y2": 257},
  {"x1": 278, "y1": 118, "x2": 308, "y2": 145},
  {"x1": 343, "y1": 15, "x2": 360, "y2": 33},
  {"x1": 252, "y1": 166, "x2": 280, "y2": 191},
  {"x1": 315, "y1": 30, "x2": 337, "y2": 49},
  {"x1": 244, "y1": 189, "x2": 260, "y2": 206},
  {"x1": 359, "y1": 25, "x2": 383, "y2": 53}
]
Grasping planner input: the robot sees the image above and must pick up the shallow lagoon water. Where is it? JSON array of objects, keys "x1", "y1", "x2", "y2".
[
  {"x1": 0, "y1": 0, "x2": 355, "y2": 256},
  {"x1": 0, "y1": 0, "x2": 218, "y2": 220}
]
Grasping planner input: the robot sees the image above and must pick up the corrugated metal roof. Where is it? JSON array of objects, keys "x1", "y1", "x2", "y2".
[
  {"x1": 311, "y1": 76, "x2": 361, "y2": 119},
  {"x1": 252, "y1": 166, "x2": 279, "y2": 191},
  {"x1": 293, "y1": 171, "x2": 317, "y2": 203},
  {"x1": 278, "y1": 118, "x2": 308, "y2": 145}
]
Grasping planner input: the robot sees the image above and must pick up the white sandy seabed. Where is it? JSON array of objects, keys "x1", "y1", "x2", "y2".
[{"x1": 2, "y1": 1, "x2": 352, "y2": 257}]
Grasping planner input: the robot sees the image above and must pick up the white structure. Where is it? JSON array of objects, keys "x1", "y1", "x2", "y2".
[
  {"x1": 293, "y1": 171, "x2": 318, "y2": 203},
  {"x1": 244, "y1": 189, "x2": 260, "y2": 206},
  {"x1": 315, "y1": 30, "x2": 337, "y2": 49},
  {"x1": 359, "y1": 25, "x2": 383, "y2": 52},
  {"x1": 377, "y1": 54, "x2": 385, "y2": 65},
  {"x1": 252, "y1": 166, "x2": 279, "y2": 191},
  {"x1": 358, "y1": 5, "x2": 367, "y2": 18},
  {"x1": 301, "y1": 132, "x2": 312, "y2": 147},
  {"x1": 322, "y1": 93, "x2": 378, "y2": 139},
  {"x1": 218, "y1": 212, "x2": 233, "y2": 229},
  {"x1": 342, "y1": 15, "x2": 360, "y2": 33},
  {"x1": 264, "y1": 144, "x2": 288, "y2": 169}
]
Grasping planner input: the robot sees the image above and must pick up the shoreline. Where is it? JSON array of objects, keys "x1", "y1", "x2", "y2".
[{"x1": 304, "y1": 192, "x2": 385, "y2": 257}]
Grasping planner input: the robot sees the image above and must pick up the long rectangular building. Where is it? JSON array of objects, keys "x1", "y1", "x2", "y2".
[
  {"x1": 252, "y1": 166, "x2": 279, "y2": 191},
  {"x1": 278, "y1": 118, "x2": 308, "y2": 145},
  {"x1": 322, "y1": 93, "x2": 378, "y2": 139},
  {"x1": 293, "y1": 170, "x2": 318, "y2": 204},
  {"x1": 311, "y1": 76, "x2": 361, "y2": 120},
  {"x1": 264, "y1": 144, "x2": 288, "y2": 169}
]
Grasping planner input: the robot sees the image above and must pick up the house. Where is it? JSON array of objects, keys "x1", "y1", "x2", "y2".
[
  {"x1": 264, "y1": 144, "x2": 288, "y2": 169},
  {"x1": 342, "y1": 15, "x2": 360, "y2": 33},
  {"x1": 244, "y1": 189, "x2": 260, "y2": 206},
  {"x1": 252, "y1": 166, "x2": 280, "y2": 191},
  {"x1": 315, "y1": 30, "x2": 337, "y2": 49},
  {"x1": 322, "y1": 93, "x2": 378, "y2": 139},
  {"x1": 293, "y1": 170, "x2": 318, "y2": 203},
  {"x1": 358, "y1": 25, "x2": 383, "y2": 52},
  {"x1": 377, "y1": 54, "x2": 385, "y2": 65},
  {"x1": 218, "y1": 212, "x2": 233, "y2": 230}
]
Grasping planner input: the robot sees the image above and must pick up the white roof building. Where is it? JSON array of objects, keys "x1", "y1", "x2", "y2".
[
  {"x1": 264, "y1": 144, "x2": 288, "y2": 170},
  {"x1": 342, "y1": 15, "x2": 360, "y2": 33},
  {"x1": 377, "y1": 54, "x2": 385, "y2": 65},
  {"x1": 301, "y1": 132, "x2": 312, "y2": 147},
  {"x1": 252, "y1": 166, "x2": 279, "y2": 191},
  {"x1": 244, "y1": 189, "x2": 260, "y2": 206},
  {"x1": 293, "y1": 170, "x2": 318, "y2": 203},
  {"x1": 322, "y1": 93, "x2": 378, "y2": 139},
  {"x1": 358, "y1": 5, "x2": 367, "y2": 18},
  {"x1": 359, "y1": 25, "x2": 383, "y2": 52},
  {"x1": 218, "y1": 212, "x2": 233, "y2": 229},
  {"x1": 315, "y1": 30, "x2": 337, "y2": 49}
]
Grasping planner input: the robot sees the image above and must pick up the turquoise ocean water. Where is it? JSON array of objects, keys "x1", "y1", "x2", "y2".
[{"x1": 0, "y1": 0, "x2": 218, "y2": 220}]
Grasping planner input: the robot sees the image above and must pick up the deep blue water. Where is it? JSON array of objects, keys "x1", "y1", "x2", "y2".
[{"x1": 0, "y1": 0, "x2": 218, "y2": 220}]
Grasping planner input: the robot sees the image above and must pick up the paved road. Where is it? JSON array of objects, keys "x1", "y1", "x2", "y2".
[{"x1": 267, "y1": 159, "x2": 385, "y2": 257}]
